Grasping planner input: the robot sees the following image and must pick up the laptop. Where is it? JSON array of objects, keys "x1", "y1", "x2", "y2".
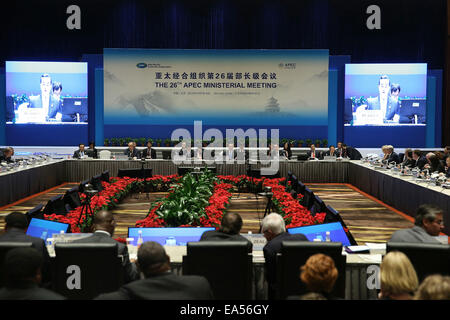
[
  {"x1": 127, "y1": 227, "x2": 215, "y2": 246},
  {"x1": 323, "y1": 156, "x2": 337, "y2": 161},
  {"x1": 26, "y1": 218, "x2": 69, "y2": 241}
]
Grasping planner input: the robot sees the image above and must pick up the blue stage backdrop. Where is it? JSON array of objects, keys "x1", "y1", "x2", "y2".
[{"x1": 103, "y1": 49, "x2": 329, "y2": 140}]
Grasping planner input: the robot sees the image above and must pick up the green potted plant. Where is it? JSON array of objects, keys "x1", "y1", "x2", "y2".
[
  {"x1": 305, "y1": 139, "x2": 312, "y2": 147},
  {"x1": 111, "y1": 138, "x2": 119, "y2": 146},
  {"x1": 315, "y1": 139, "x2": 321, "y2": 147},
  {"x1": 280, "y1": 138, "x2": 288, "y2": 147},
  {"x1": 322, "y1": 139, "x2": 328, "y2": 148},
  {"x1": 119, "y1": 138, "x2": 126, "y2": 146},
  {"x1": 104, "y1": 138, "x2": 110, "y2": 146},
  {"x1": 164, "y1": 138, "x2": 171, "y2": 147},
  {"x1": 156, "y1": 139, "x2": 162, "y2": 147},
  {"x1": 138, "y1": 137, "x2": 147, "y2": 146},
  {"x1": 297, "y1": 139, "x2": 304, "y2": 147},
  {"x1": 125, "y1": 137, "x2": 132, "y2": 145}
]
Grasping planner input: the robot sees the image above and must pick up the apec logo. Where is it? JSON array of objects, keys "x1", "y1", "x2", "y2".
[
  {"x1": 278, "y1": 63, "x2": 296, "y2": 69},
  {"x1": 136, "y1": 63, "x2": 148, "y2": 69}
]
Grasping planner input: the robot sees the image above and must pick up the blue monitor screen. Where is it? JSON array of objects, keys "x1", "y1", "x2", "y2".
[
  {"x1": 26, "y1": 218, "x2": 69, "y2": 241},
  {"x1": 127, "y1": 227, "x2": 216, "y2": 246},
  {"x1": 344, "y1": 63, "x2": 427, "y2": 126},
  {"x1": 5, "y1": 61, "x2": 88, "y2": 124},
  {"x1": 287, "y1": 222, "x2": 351, "y2": 246}
]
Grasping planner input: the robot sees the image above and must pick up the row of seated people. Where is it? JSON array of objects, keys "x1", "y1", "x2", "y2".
[
  {"x1": 381, "y1": 145, "x2": 450, "y2": 177},
  {"x1": 0, "y1": 202, "x2": 447, "y2": 300},
  {"x1": 2, "y1": 244, "x2": 450, "y2": 301},
  {"x1": 73, "y1": 140, "x2": 362, "y2": 161}
]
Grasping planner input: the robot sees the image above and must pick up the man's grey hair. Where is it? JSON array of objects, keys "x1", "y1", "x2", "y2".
[
  {"x1": 414, "y1": 204, "x2": 443, "y2": 227},
  {"x1": 261, "y1": 213, "x2": 286, "y2": 235}
]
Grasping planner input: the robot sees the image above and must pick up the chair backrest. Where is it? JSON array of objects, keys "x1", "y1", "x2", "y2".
[
  {"x1": 311, "y1": 195, "x2": 326, "y2": 215},
  {"x1": 324, "y1": 205, "x2": 357, "y2": 245},
  {"x1": 53, "y1": 243, "x2": 123, "y2": 299},
  {"x1": 297, "y1": 181, "x2": 306, "y2": 195},
  {"x1": 98, "y1": 150, "x2": 111, "y2": 159},
  {"x1": 300, "y1": 187, "x2": 314, "y2": 210},
  {"x1": 63, "y1": 186, "x2": 82, "y2": 210},
  {"x1": 43, "y1": 195, "x2": 67, "y2": 215},
  {"x1": 0, "y1": 242, "x2": 34, "y2": 288},
  {"x1": 26, "y1": 204, "x2": 44, "y2": 224},
  {"x1": 276, "y1": 241, "x2": 346, "y2": 300},
  {"x1": 386, "y1": 242, "x2": 450, "y2": 282},
  {"x1": 183, "y1": 241, "x2": 253, "y2": 300},
  {"x1": 78, "y1": 179, "x2": 90, "y2": 194}
]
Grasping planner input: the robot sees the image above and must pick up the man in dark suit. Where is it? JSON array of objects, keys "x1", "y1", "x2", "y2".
[
  {"x1": 365, "y1": 75, "x2": 400, "y2": 122},
  {"x1": 200, "y1": 212, "x2": 253, "y2": 252},
  {"x1": 236, "y1": 144, "x2": 249, "y2": 163},
  {"x1": 95, "y1": 241, "x2": 214, "y2": 300},
  {"x1": 0, "y1": 247, "x2": 65, "y2": 300},
  {"x1": 382, "y1": 145, "x2": 400, "y2": 164},
  {"x1": 412, "y1": 149, "x2": 427, "y2": 170},
  {"x1": 72, "y1": 210, "x2": 139, "y2": 284},
  {"x1": 324, "y1": 145, "x2": 336, "y2": 157},
  {"x1": 389, "y1": 204, "x2": 444, "y2": 244},
  {"x1": 261, "y1": 213, "x2": 308, "y2": 300},
  {"x1": 73, "y1": 143, "x2": 86, "y2": 159},
  {"x1": 306, "y1": 144, "x2": 321, "y2": 160},
  {"x1": 0, "y1": 147, "x2": 14, "y2": 163},
  {"x1": 86, "y1": 141, "x2": 98, "y2": 159},
  {"x1": 0, "y1": 212, "x2": 51, "y2": 285},
  {"x1": 141, "y1": 140, "x2": 157, "y2": 159},
  {"x1": 124, "y1": 142, "x2": 141, "y2": 158}
]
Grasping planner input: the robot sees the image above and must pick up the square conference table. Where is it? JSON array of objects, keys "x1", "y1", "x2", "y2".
[
  {"x1": 1, "y1": 159, "x2": 449, "y2": 235},
  {"x1": 3, "y1": 158, "x2": 449, "y2": 299}
]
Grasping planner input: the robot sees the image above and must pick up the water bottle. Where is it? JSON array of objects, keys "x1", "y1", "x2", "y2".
[
  {"x1": 137, "y1": 230, "x2": 144, "y2": 248},
  {"x1": 325, "y1": 231, "x2": 331, "y2": 242},
  {"x1": 59, "y1": 230, "x2": 66, "y2": 243}
]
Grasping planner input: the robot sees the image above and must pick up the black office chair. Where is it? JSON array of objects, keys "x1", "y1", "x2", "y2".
[
  {"x1": 90, "y1": 174, "x2": 104, "y2": 192},
  {"x1": 182, "y1": 241, "x2": 253, "y2": 300},
  {"x1": 0, "y1": 242, "x2": 33, "y2": 288},
  {"x1": 386, "y1": 242, "x2": 450, "y2": 282},
  {"x1": 300, "y1": 187, "x2": 314, "y2": 210},
  {"x1": 43, "y1": 195, "x2": 68, "y2": 215},
  {"x1": 311, "y1": 195, "x2": 326, "y2": 216},
  {"x1": 297, "y1": 181, "x2": 306, "y2": 195},
  {"x1": 53, "y1": 243, "x2": 123, "y2": 299},
  {"x1": 26, "y1": 204, "x2": 45, "y2": 224},
  {"x1": 63, "y1": 186, "x2": 82, "y2": 211},
  {"x1": 276, "y1": 241, "x2": 346, "y2": 300}
]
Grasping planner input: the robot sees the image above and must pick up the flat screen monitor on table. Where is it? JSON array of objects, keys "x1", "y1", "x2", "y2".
[
  {"x1": 127, "y1": 227, "x2": 215, "y2": 246},
  {"x1": 26, "y1": 218, "x2": 69, "y2": 241},
  {"x1": 287, "y1": 222, "x2": 354, "y2": 246}
]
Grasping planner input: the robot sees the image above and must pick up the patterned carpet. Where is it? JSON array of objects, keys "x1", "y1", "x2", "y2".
[{"x1": 0, "y1": 183, "x2": 414, "y2": 244}]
